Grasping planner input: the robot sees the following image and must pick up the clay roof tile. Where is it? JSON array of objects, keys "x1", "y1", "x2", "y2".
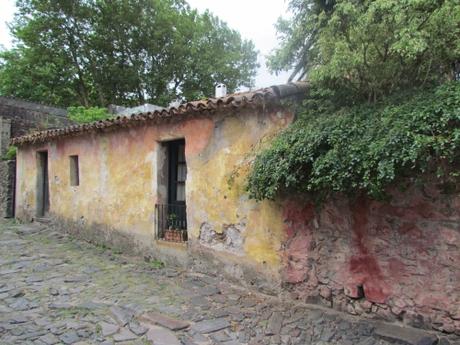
[{"x1": 11, "y1": 82, "x2": 307, "y2": 146}]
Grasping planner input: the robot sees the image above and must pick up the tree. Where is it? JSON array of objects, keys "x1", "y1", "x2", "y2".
[
  {"x1": 248, "y1": 0, "x2": 460, "y2": 203},
  {"x1": 269, "y1": 0, "x2": 460, "y2": 102},
  {"x1": 0, "y1": 0, "x2": 258, "y2": 107}
]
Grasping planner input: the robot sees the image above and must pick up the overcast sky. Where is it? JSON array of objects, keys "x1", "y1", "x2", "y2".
[{"x1": 0, "y1": 0, "x2": 292, "y2": 89}]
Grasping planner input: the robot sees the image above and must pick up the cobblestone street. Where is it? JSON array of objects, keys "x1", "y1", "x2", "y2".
[{"x1": 0, "y1": 221, "x2": 455, "y2": 345}]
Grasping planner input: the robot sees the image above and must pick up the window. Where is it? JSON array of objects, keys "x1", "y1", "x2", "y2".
[
  {"x1": 69, "y1": 155, "x2": 79, "y2": 186},
  {"x1": 176, "y1": 143, "x2": 187, "y2": 202},
  {"x1": 155, "y1": 139, "x2": 188, "y2": 242},
  {"x1": 36, "y1": 151, "x2": 49, "y2": 216},
  {"x1": 168, "y1": 140, "x2": 187, "y2": 204}
]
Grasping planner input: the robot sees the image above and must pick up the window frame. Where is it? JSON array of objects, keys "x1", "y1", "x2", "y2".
[{"x1": 69, "y1": 155, "x2": 80, "y2": 186}]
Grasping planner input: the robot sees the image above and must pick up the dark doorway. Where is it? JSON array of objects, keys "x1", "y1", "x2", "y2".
[
  {"x1": 167, "y1": 139, "x2": 186, "y2": 205},
  {"x1": 155, "y1": 139, "x2": 187, "y2": 242},
  {"x1": 36, "y1": 151, "x2": 50, "y2": 217}
]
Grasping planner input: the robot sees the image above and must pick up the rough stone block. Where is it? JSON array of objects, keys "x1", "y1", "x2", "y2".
[
  {"x1": 145, "y1": 325, "x2": 181, "y2": 345},
  {"x1": 374, "y1": 322, "x2": 437, "y2": 345},
  {"x1": 266, "y1": 312, "x2": 284, "y2": 335},
  {"x1": 191, "y1": 318, "x2": 230, "y2": 334},
  {"x1": 99, "y1": 322, "x2": 119, "y2": 337},
  {"x1": 112, "y1": 328, "x2": 137, "y2": 342},
  {"x1": 139, "y1": 312, "x2": 190, "y2": 331},
  {"x1": 110, "y1": 306, "x2": 134, "y2": 326}
]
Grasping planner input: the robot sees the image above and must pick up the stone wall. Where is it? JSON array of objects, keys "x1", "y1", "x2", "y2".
[
  {"x1": 281, "y1": 184, "x2": 460, "y2": 335},
  {"x1": 0, "y1": 96, "x2": 70, "y2": 138},
  {"x1": 0, "y1": 160, "x2": 16, "y2": 218},
  {"x1": 0, "y1": 97, "x2": 71, "y2": 218}
]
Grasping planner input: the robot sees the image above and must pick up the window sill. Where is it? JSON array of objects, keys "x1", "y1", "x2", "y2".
[{"x1": 155, "y1": 239, "x2": 188, "y2": 250}]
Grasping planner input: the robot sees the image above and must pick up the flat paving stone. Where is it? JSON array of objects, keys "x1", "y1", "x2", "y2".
[
  {"x1": 139, "y1": 311, "x2": 190, "y2": 331},
  {"x1": 145, "y1": 325, "x2": 181, "y2": 345},
  {"x1": 37, "y1": 333, "x2": 60, "y2": 345},
  {"x1": 9, "y1": 314, "x2": 29, "y2": 324},
  {"x1": 266, "y1": 311, "x2": 283, "y2": 335},
  {"x1": 374, "y1": 321, "x2": 438, "y2": 345},
  {"x1": 192, "y1": 318, "x2": 231, "y2": 334},
  {"x1": 112, "y1": 328, "x2": 138, "y2": 342},
  {"x1": 110, "y1": 306, "x2": 134, "y2": 326},
  {"x1": 59, "y1": 331, "x2": 80, "y2": 344},
  {"x1": 100, "y1": 321, "x2": 119, "y2": 337},
  {"x1": 128, "y1": 322, "x2": 148, "y2": 336}
]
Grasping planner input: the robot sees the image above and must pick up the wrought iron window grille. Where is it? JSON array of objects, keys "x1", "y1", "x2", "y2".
[{"x1": 155, "y1": 203, "x2": 187, "y2": 242}]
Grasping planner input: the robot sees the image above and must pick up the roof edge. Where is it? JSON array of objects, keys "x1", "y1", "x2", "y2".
[{"x1": 11, "y1": 82, "x2": 308, "y2": 147}]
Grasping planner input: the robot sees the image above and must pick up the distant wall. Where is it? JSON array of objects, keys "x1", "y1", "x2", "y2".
[
  {"x1": 0, "y1": 160, "x2": 15, "y2": 218},
  {"x1": 0, "y1": 96, "x2": 72, "y2": 217},
  {"x1": 0, "y1": 96, "x2": 70, "y2": 138}
]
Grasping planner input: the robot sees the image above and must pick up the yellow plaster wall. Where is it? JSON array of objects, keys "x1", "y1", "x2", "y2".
[{"x1": 15, "y1": 109, "x2": 293, "y2": 274}]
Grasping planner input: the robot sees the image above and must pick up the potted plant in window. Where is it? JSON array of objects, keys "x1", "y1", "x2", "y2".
[{"x1": 164, "y1": 213, "x2": 184, "y2": 242}]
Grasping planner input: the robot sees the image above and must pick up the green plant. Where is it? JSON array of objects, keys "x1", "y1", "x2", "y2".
[
  {"x1": 68, "y1": 106, "x2": 112, "y2": 124},
  {"x1": 2, "y1": 145, "x2": 16, "y2": 160},
  {"x1": 247, "y1": 82, "x2": 460, "y2": 203},
  {"x1": 149, "y1": 259, "x2": 165, "y2": 269},
  {"x1": 167, "y1": 213, "x2": 178, "y2": 229},
  {"x1": 95, "y1": 324, "x2": 102, "y2": 335}
]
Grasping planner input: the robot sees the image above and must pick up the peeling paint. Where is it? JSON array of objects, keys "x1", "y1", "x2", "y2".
[{"x1": 199, "y1": 221, "x2": 245, "y2": 254}]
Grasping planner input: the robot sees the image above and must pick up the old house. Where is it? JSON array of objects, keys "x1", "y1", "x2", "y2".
[
  {"x1": 0, "y1": 96, "x2": 71, "y2": 218},
  {"x1": 11, "y1": 83, "x2": 459, "y2": 335}
]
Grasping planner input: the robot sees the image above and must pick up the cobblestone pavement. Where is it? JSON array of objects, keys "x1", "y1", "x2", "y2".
[{"x1": 0, "y1": 221, "x2": 455, "y2": 345}]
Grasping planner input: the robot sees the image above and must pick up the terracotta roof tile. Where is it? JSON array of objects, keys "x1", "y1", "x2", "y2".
[{"x1": 11, "y1": 82, "x2": 307, "y2": 146}]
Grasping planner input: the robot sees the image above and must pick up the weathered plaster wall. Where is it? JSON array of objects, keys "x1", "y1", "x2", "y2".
[
  {"x1": 15, "y1": 108, "x2": 293, "y2": 283},
  {"x1": 282, "y1": 186, "x2": 460, "y2": 335}
]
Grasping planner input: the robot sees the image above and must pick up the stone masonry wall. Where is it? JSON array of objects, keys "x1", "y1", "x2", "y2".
[
  {"x1": 0, "y1": 118, "x2": 14, "y2": 218},
  {"x1": 281, "y1": 183, "x2": 460, "y2": 336},
  {"x1": 0, "y1": 97, "x2": 71, "y2": 218},
  {"x1": 0, "y1": 96, "x2": 70, "y2": 138},
  {"x1": 0, "y1": 160, "x2": 16, "y2": 218}
]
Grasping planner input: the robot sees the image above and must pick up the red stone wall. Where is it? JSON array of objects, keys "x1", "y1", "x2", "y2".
[{"x1": 281, "y1": 184, "x2": 460, "y2": 335}]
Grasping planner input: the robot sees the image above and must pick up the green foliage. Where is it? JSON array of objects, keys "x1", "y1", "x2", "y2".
[
  {"x1": 0, "y1": 0, "x2": 258, "y2": 107},
  {"x1": 68, "y1": 106, "x2": 111, "y2": 124},
  {"x1": 2, "y1": 146, "x2": 17, "y2": 161},
  {"x1": 250, "y1": 0, "x2": 460, "y2": 203},
  {"x1": 269, "y1": 0, "x2": 460, "y2": 102},
  {"x1": 148, "y1": 259, "x2": 165, "y2": 270},
  {"x1": 247, "y1": 82, "x2": 460, "y2": 202}
]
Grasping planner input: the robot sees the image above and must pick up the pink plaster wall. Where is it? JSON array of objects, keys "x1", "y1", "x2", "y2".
[{"x1": 282, "y1": 184, "x2": 460, "y2": 335}]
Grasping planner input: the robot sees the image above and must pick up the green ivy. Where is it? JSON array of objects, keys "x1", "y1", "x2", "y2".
[
  {"x1": 247, "y1": 82, "x2": 460, "y2": 203},
  {"x1": 2, "y1": 146, "x2": 17, "y2": 161}
]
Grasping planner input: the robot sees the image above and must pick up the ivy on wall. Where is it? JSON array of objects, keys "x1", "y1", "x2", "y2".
[{"x1": 247, "y1": 82, "x2": 460, "y2": 203}]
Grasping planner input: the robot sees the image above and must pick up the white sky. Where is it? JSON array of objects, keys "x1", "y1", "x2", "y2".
[{"x1": 0, "y1": 0, "x2": 292, "y2": 89}]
